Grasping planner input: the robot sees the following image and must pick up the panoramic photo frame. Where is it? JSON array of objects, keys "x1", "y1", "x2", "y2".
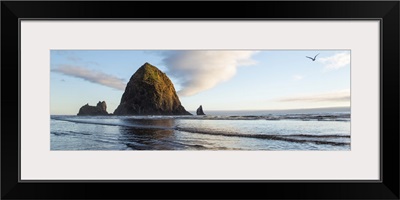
[
  {"x1": 23, "y1": 21, "x2": 372, "y2": 181},
  {"x1": 2, "y1": 1, "x2": 399, "y2": 200}
]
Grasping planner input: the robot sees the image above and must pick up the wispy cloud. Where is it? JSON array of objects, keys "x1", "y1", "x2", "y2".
[
  {"x1": 292, "y1": 75, "x2": 304, "y2": 81},
  {"x1": 318, "y1": 52, "x2": 350, "y2": 70},
  {"x1": 162, "y1": 51, "x2": 258, "y2": 96},
  {"x1": 277, "y1": 89, "x2": 350, "y2": 103},
  {"x1": 52, "y1": 65, "x2": 126, "y2": 90}
]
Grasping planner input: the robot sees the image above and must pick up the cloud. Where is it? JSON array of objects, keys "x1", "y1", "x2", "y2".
[
  {"x1": 292, "y1": 75, "x2": 304, "y2": 81},
  {"x1": 52, "y1": 65, "x2": 126, "y2": 90},
  {"x1": 278, "y1": 89, "x2": 350, "y2": 103},
  {"x1": 318, "y1": 52, "x2": 350, "y2": 70},
  {"x1": 162, "y1": 51, "x2": 258, "y2": 96}
]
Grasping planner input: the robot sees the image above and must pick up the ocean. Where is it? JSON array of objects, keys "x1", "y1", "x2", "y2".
[{"x1": 50, "y1": 110, "x2": 350, "y2": 151}]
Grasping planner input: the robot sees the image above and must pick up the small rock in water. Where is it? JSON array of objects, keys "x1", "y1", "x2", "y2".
[
  {"x1": 77, "y1": 101, "x2": 108, "y2": 116},
  {"x1": 196, "y1": 105, "x2": 206, "y2": 115}
]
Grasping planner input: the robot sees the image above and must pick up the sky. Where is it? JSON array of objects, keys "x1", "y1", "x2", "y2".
[{"x1": 50, "y1": 50, "x2": 350, "y2": 115}]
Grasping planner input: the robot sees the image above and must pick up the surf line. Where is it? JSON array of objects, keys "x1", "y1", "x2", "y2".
[
  {"x1": 52, "y1": 118, "x2": 175, "y2": 130},
  {"x1": 52, "y1": 118, "x2": 349, "y2": 146},
  {"x1": 175, "y1": 127, "x2": 350, "y2": 146}
]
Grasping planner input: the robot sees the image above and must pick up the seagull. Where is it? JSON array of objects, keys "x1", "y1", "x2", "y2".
[{"x1": 306, "y1": 53, "x2": 319, "y2": 61}]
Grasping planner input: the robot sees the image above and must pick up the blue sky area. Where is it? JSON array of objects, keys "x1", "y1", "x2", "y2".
[{"x1": 50, "y1": 50, "x2": 350, "y2": 115}]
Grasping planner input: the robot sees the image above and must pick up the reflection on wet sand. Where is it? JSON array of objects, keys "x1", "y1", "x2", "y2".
[
  {"x1": 123, "y1": 118, "x2": 175, "y2": 128},
  {"x1": 118, "y1": 119, "x2": 176, "y2": 150}
]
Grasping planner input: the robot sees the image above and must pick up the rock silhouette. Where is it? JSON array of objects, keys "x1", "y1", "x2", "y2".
[
  {"x1": 97, "y1": 101, "x2": 107, "y2": 111},
  {"x1": 114, "y1": 62, "x2": 191, "y2": 115},
  {"x1": 77, "y1": 101, "x2": 108, "y2": 116},
  {"x1": 196, "y1": 105, "x2": 206, "y2": 115}
]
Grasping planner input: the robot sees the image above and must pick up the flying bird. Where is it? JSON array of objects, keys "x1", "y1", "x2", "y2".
[{"x1": 306, "y1": 53, "x2": 319, "y2": 61}]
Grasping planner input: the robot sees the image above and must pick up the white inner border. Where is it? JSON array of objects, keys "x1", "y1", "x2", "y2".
[{"x1": 21, "y1": 21, "x2": 380, "y2": 180}]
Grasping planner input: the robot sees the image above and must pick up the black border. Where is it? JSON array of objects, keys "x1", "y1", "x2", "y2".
[{"x1": 2, "y1": 1, "x2": 399, "y2": 199}]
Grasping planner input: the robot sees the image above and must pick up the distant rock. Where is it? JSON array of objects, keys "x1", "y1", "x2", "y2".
[
  {"x1": 97, "y1": 101, "x2": 107, "y2": 111},
  {"x1": 77, "y1": 101, "x2": 108, "y2": 116},
  {"x1": 114, "y1": 62, "x2": 192, "y2": 115},
  {"x1": 196, "y1": 105, "x2": 206, "y2": 115}
]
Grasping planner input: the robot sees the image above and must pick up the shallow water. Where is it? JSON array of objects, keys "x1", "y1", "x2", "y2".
[{"x1": 51, "y1": 113, "x2": 350, "y2": 151}]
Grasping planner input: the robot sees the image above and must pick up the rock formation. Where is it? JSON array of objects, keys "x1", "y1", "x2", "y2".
[
  {"x1": 196, "y1": 105, "x2": 206, "y2": 115},
  {"x1": 97, "y1": 101, "x2": 107, "y2": 111},
  {"x1": 114, "y1": 62, "x2": 191, "y2": 115},
  {"x1": 77, "y1": 101, "x2": 108, "y2": 116}
]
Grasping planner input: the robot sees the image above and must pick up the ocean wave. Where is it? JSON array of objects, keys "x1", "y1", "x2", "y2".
[
  {"x1": 180, "y1": 114, "x2": 350, "y2": 121},
  {"x1": 176, "y1": 128, "x2": 350, "y2": 146},
  {"x1": 51, "y1": 113, "x2": 350, "y2": 121},
  {"x1": 52, "y1": 118, "x2": 349, "y2": 146},
  {"x1": 53, "y1": 118, "x2": 175, "y2": 130},
  {"x1": 51, "y1": 130, "x2": 92, "y2": 136}
]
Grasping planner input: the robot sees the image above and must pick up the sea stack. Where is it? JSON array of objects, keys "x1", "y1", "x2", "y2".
[
  {"x1": 114, "y1": 62, "x2": 191, "y2": 115},
  {"x1": 196, "y1": 105, "x2": 206, "y2": 115},
  {"x1": 77, "y1": 101, "x2": 108, "y2": 116}
]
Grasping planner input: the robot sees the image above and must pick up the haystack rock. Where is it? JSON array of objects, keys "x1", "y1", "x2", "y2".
[
  {"x1": 77, "y1": 101, "x2": 108, "y2": 116},
  {"x1": 113, "y1": 62, "x2": 191, "y2": 115},
  {"x1": 196, "y1": 105, "x2": 206, "y2": 115}
]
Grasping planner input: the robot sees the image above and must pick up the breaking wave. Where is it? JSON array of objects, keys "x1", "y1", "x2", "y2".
[{"x1": 52, "y1": 117, "x2": 350, "y2": 146}]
